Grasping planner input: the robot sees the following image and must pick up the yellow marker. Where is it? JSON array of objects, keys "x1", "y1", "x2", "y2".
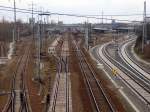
[{"x1": 112, "y1": 68, "x2": 118, "y2": 76}]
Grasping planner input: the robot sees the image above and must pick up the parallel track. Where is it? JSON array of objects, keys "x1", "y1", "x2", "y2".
[
  {"x1": 49, "y1": 36, "x2": 70, "y2": 112},
  {"x1": 50, "y1": 57, "x2": 62, "y2": 112},
  {"x1": 105, "y1": 44, "x2": 150, "y2": 93},
  {"x1": 99, "y1": 43, "x2": 150, "y2": 105},
  {"x1": 121, "y1": 40, "x2": 150, "y2": 79},
  {"x1": 2, "y1": 55, "x2": 23, "y2": 112},
  {"x1": 65, "y1": 56, "x2": 69, "y2": 112},
  {"x1": 73, "y1": 40, "x2": 115, "y2": 112},
  {"x1": 2, "y1": 43, "x2": 31, "y2": 112}
]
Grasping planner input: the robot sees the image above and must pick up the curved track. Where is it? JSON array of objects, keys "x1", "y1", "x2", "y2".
[
  {"x1": 120, "y1": 39, "x2": 150, "y2": 80},
  {"x1": 96, "y1": 42, "x2": 150, "y2": 107}
]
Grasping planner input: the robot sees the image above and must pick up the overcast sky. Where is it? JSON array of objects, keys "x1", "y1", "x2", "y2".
[{"x1": 0, "y1": 0, "x2": 149, "y2": 23}]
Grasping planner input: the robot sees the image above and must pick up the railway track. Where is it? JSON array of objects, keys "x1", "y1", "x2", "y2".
[
  {"x1": 72, "y1": 40, "x2": 115, "y2": 112},
  {"x1": 65, "y1": 56, "x2": 69, "y2": 112},
  {"x1": 97, "y1": 42, "x2": 150, "y2": 107},
  {"x1": 48, "y1": 36, "x2": 71, "y2": 112},
  {"x1": 105, "y1": 43, "x2": 150, "y2": 93},
  {"x1": 49, "y1": 57, "x2": 62, "y2": 112},
  {"x1": 50, "y1": 57, "x2": 69, "y2": 112},
  {"x1": 121, "y1": 39, "x2": 150, "y2": 79},
  {"x1": 19, "y1": 51, "x2": 30, "y2": 112},
  {"x1": 2, "y1": 42, "x2": 31, "y2": 112}
]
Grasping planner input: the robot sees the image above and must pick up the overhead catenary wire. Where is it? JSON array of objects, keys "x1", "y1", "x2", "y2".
[
  {"x1": 0, "y1": 8, "x2": 39, "y2": 14},
  {"x1": 0, "y1": 5, "x2": 142, "y2": 23},
  {"x1": 0, "y1": 5, "x2": 149, "y2": 17},
  {"x1": 0, "y1": 5, "x2": 140, "y2": 23},
  {"x1": 83, "y1": 13, "x2": 150, "y2": 17}
]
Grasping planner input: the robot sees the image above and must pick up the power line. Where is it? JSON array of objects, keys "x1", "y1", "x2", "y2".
[
  {"x1": 28, "y1": 2, "x2": 36, "y2": 39},
  {"x1": 41, "y1": 12, "x2": 141, "y2": 22},
  {"x1": 0, "y1": 5, "x2": 40, "y2": 13},
  {"x1": 0, "y1": 5, "x2": 148, "y2": 17},
  {"x1": 0, "y1": 8, "x2": 39, "y2": 14},
  {"x1": 83, "y1": 13, "x2": 150, "y2": 17},
  {"x1": 0, "y1": 5, "x2": 142, "y2": 23}
]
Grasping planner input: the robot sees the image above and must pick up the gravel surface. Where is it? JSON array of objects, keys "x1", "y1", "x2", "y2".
[{"x1": 69, "y1": 42, "x2": 93, "y2": 112}]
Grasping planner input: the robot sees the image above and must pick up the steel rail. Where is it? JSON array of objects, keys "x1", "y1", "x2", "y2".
[
  {"x1": 81, "y1": 51, "x2": 115, "y2": 112},
  {"x1": 104, "y1": 44, "x2": 150, "y2": 93},
  {"x1": 19, "y1": 49, "x2": 30, "y2": 112},
  {"x1": 65, "y1": 56, "x2": 69, "y2": 112},
  {"x1": 73, "y1": 40, "x2": 115, "y2": 112},
  {"x1": 51, "y1": 57, "x2": 62, "y2": 112},
  {"x1": 122, "y1": 40, "x2": 150, "y2": 80},
  {"x1": 49, "y1": 38, "x2": 64, "y2": 112},
  {"x1": 98, "y1": 44, "x2": 150, "y2": 105},
  {"x1": 3, "y1": 43, "x2": 31, "y2": 112},
  {"x1": 51, "y1": 37, "x2": 70, "y2": 112},
  {"x1": 2, "y1": 55, "x2": 24, "y2": 112}
]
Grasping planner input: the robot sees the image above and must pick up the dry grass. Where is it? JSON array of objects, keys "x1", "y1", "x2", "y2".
[{"x1": 134, "y1": 44, "x2": 150, "y2": 62}]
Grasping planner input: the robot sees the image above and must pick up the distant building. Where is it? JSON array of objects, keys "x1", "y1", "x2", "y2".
[
  {"x1": 146, "y1": 17, "x2": 150, "y2": 23},
  {"x1": 58, "y1": 21, "x2": 63, "y2": 25}
]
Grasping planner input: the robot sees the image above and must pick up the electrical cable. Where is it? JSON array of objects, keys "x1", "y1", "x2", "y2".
[{"x1": 0, "y1": 5, "x2": 142, "y2": 23}]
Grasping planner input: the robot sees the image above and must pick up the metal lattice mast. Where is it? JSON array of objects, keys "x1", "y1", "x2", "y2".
[
  {"x1": 142, "y1": 1, "x2": 147, "y2": 53},
  {"x1": 13, "y1": 0, "x2": 17, "y2": 42},
  {"x1": 31, "y1": 2, "x2": 34, "y2": 39},
  {"x1": 29, "y1": 2, "x2": 36, "y2": 39}
]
